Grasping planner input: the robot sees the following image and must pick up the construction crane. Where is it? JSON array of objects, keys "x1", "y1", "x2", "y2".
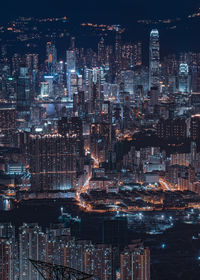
[{"x1": 29, "y1": 259, "x2": 92, "y2": 280}]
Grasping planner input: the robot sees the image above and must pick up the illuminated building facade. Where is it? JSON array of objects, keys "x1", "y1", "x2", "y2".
[
  {"x1": 149, "y1": 29, "x2": 160, "y2": 90},
  {"x1": 191, "y1": 114, "x2": 200, "y2": 141},
  {"x1": 66, "y1": 50, "x2": 76, "y2": 99},
  {"x1": 90, "y1": 123, "x2": 112, "y2": 163},
  {"x1": 120, "y1": 241, "x2": 150, "y2": 280},
  {"x1": 46, "y1": 42, "x2": 57, "y2": 74},
  {"x1": 157, "y1": 118, "x2": 187, "y2": 139},
  {"x1": 16, "y1": 67, "x2": 31, "y2": 115},
  {"x1": 29, "y1": 134, "x2": 77, "y2": 192},
  {"x1": 178, "y1": 63, "x2": 190, "y2": 93}
]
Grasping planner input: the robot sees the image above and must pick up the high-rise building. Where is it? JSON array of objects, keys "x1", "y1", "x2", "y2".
[
  {"x1": 149, "y1": 86, "x2": 159, "y2": 107},
  {"x1": 0, "y1": 239, "x2": 15, "y2": 280},
  {"x1": 149, "y1": 29, "x2": 160, "y2": 90},
  {"x1": 0, "y1": 108, "x2": 15, "y2": 131},
  {"x1": 120, "y1": 70, "x2": 134, "y2": 96},
  {"x1": 0, "y1": 223, "x2": 16, "y2": 280},
  {"x1": 120, "y1": 241, "x2": 150, "y2": 280},
  {"x1": 66, "y1": 50, "x2": 76, "y2": 99},
  {"x1": 157, "y1": 118, "x2": 187, "y2": 139},
  {"x1": 191, "y1": 114, "x2": 200, "y2": 141},
  {"x1": 90, "y1": 123, "x2": 113, "y2": 163},
  {"x1": 19, "y1": 223, "x2": 46, "y2": 280},
  {"x1": 84, "y1": 67, "x2": 105, "y2": 112},
  {"x1": 12, "y1": 53, "x2": 22, "y2": 76},
  {"x1": 98, "y1": 37, "x2": 105, "y2": 65},
  {"x1": 115, "y1": 26, "x2": 122, "y2": 73},
  {"x1": 66, "y1": 50, "x2": 76, "y2": 73},
  {"x1": 17, "y1": 67, "x2": 31, "y2": 113},
  {"x1": 58, "y1": 117, "x2": 84, "y2": 174},
  {"x1": 46, "y1": 42, "x2": 57, "y2": 74},
  {"x1": 39, "y1": 82, "x2": 49, "y2": 98},
  {"x1": 178, "y1": 63, "x2": 190, "y2": 93},
  {"x1": 121, "y1": 42, "x2": 142, "y2": 69},
  {"x1": 25, "y1": 54, "x2": 39, "y2": 74},
  {"x1": 29, "y1": 134, "x2": 77, "y2": 192}
]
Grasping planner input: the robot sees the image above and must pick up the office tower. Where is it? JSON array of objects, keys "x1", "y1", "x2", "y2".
[
  {"x1": 0, "y1": 224, "x2": 17, "y2": 280},
  {"x1": 101, "y1": 101, "x2": 112, "y2": 123},
  {"x1": 70, "y1": 36, "x2": 76, "y2": 50},
  {"x1": 120, "y1": 70, "x2": 134, "y2": 96},
  {"x1": 69, "y1": 71, "x2": 78, "y2": 98},
  {"x1": 85, "y1": 67, "x2": 105, "y2": 112},
  {"x1": 135, "y1": 41, "x2": 142, "y2": 66},
  {"x1": 25, "y1": 54, "x2": 39, "y2": 74},
  {"x1": 0, "y1": 108, "x2": 15, "y2": 131},
  {"x1": 0, "y1": 239, "x2": 16, "y2": 280},
  {"x1": 149, "y1": 29, "x2": 160, "y2": 90},
  {"x1": 12, "y1": 53, "x2": 22, "y2": 76},
  {"x1": 191, "y1": 141, "x2": 198, "y2": 169},
  {"x1": 58, "y1": 117, "x2": 84, "y2": 174},
  {"x1": 191, "y1": 114, "x2": 200, "y2": 141},
  {"x1": 40, "y1": 82, "x2": 49, "y2": 98},
  {"x1": 120, "y1": 241, "x2": 150, "y2": 280},
  {"x1": 115, "y1": 26, "x2": 122, "y2": 73},
  {"x1": 30, "y1": 134, "x2": 77, "y2": 192},
  {"x1": 157, "y1": 118, "x2": 187, "y2": 139},
  {"x1": 134, "y1": 67, "x2": 149, "y2": 95},
  {"x1": 105, "y1": 45, "x2": 113, "y2": 67},
  {"x1": 66, "y1": 50, "x2": 76, "y2": 99},
  {"x1": 19, "y1": 224, "x2": 46, "y2": 280},
  {"x1": 178, "y1": 63, "x2": 190, "y2": 93},
  {"x1": 16, "y1": 67, "x2": 31, "y2": 113},
  {"x1": 98, "y1": 37, "x2": 105, "y2": 65},
  {"x1": 90, "y1": 123, "x2": 112, "y2": 163},
  {"x1": 1, "y1": 45, "x2": 7, "y2": 62},
  {"x1": 43, "y1": 75, "x2": 55, "y2": 97},
  {"x1": 66, "y1": 50, "x2": 76, "y2": 73},
  {"x1": 121, "y1": 42, "x2": 142, "y2": 69},
  {"x1": 149, "y1": 86, "x2": 159, "y2": 107},
  {"x1": 190, "y1": 66, "x2": 200, "y2": 92},
  {"x1": 46, "y1": 42, "x2": 57, "y2": 74},
  {"x1": 93, "y1": 244, "x2": 115, "y2": 280}
]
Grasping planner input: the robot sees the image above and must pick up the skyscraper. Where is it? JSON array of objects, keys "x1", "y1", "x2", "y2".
[
  {"x1": 19, "y1": 223, "x2": 46, "y2": 280},
  {"x1": 149, "y1": 29, "x2": 160, "y2": 90},
  {"x1": 120, "y1": 241, "x2": 150, "y2": 280},
  {"x1": 98, "y1": 37, "x2": 105, "y2": 65},
  {"x1": 29, "y1": 134, "x2": 77, "y2": 192},
  {"x1": 17, "y1": 67, "x2": 31, "y2": 113},
  {"x1": 66, "y1": 50, "x2": 76, "y2": 99},
  {"x1": 115, "y1": 26, "x2": 122, "y2": 73},
  {"x1": 46, "y1": 42, "x2": 57, "y2": 74},
  {"x1": 178, "y1": 63, "x2": 190, "y2": 93}
]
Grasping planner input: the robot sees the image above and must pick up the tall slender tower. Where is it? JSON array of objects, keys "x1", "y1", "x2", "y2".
[
  {"x1": 115, "y1": 26, "x2": 122, "y2": 73},
  {"x1": 46, "y1": 42, "x2": 57, "y2": 74},
  {"x1": 149, "y1": 29, "x2": 160, "y2": 90},
  {"x1": 98, "y1": 37, "x2": 105, "y2": 65}
]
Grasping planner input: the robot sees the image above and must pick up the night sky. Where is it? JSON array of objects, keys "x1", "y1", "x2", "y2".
[{"x1": 0, "y1": 0, "x2": 199, "y2": 22}]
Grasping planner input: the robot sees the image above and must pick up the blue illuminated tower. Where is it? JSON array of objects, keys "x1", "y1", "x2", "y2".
[
  {"x1": 149, "y1": 29, "x2": 160, "y2": 90},
  {"x1": 66, "y1": 50, "x2": 76, "y2": 100},
  {"x1": 178, "y1": 63, "x2": 190, "y2": 93}
]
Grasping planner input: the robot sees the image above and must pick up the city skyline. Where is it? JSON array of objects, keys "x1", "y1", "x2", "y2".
[{"x1": 0, "y1": 2, "x2": 200, "y2": 279}]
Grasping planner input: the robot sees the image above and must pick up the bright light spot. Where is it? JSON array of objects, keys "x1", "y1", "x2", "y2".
[{"x1": 161, "y1": 243, "x2": 166, "y2": 249}]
